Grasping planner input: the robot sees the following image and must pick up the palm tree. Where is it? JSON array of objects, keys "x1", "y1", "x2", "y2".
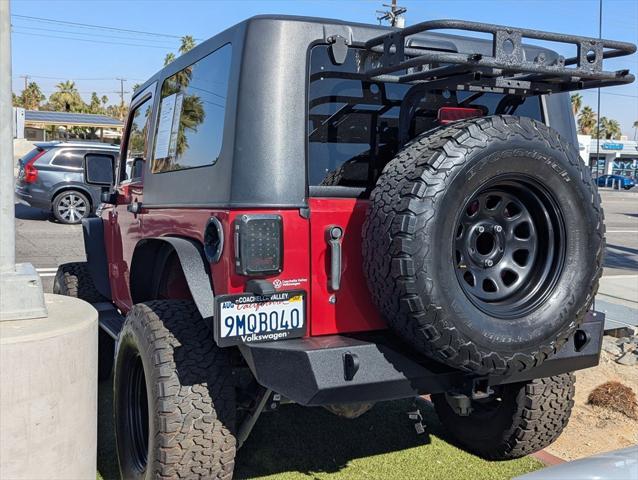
[
  {"x1": 163, "y1": 52, "x2": 176, "y2": 66},
  {"x1": 49, "y1": 80, "x2": 85, "y2": 112},
  {"x1": 179, "y1": 35, "x2": 196, "y2": 55},
  {"x1": 570, "y1": 93, "x2": 583, "y2": 116},
  {"x1": 600, "y1": 118, "x2": 621, "y2": 139},
  {"x1": 578, "y1": 106, "x2": 596, "y2": 135}
]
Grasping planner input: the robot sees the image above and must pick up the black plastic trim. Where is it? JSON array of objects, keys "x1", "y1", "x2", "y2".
[
  {"x1": 204, "y1": 217, "x2": 224, "y2": 263},
  {"x1": 240, "y1": 310, "x2": 603, "y2": 406}
]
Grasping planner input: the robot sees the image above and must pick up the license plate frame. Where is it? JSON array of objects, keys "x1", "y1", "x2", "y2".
[{"x1": 214, "y1": 290, "x2": 306, "y2": 347}]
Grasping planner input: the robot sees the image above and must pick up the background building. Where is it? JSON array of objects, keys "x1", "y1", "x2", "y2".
[{"x1": 578, "y1": 134, "x2": 638, "y2": 178}]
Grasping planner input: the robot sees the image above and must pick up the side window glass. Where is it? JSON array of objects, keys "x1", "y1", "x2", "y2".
[
  {"x1": 51, "y1": 150, "x2": 83, "y2": 168},
  {"x1": 151, "y1": 43, "x2": 232, "y2": 174},
  {"x1": 121, "y1": 97, "x2": 153, "y2": 183}
]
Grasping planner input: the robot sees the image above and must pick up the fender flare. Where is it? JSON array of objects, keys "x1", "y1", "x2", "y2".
[
  {"x1": 81, "y1": 217, "x2": 112, "y2": 299},
  {"x1": 132, "y1": 237, "x2": 215, "y2": 320}
]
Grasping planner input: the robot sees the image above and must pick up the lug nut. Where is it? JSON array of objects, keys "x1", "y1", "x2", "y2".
[
  {"x1": 485, "y1": 259, "x2": 493, "y2": 267},
  {"x1": 477, "y1": 226, "x2": 485, "y2": 233},
  {"x1": 494, "y1": 225, "x2": 503, "y2": 233}
]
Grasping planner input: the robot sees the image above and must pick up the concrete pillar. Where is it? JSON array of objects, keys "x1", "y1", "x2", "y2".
[{"x1": 0, "y1": 294, "x2": 98, "y2": 480}]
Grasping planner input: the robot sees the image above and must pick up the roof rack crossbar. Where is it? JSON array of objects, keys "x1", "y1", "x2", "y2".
[{"x1": 363, "y1": 19, "x2": 636, "y2": 95}]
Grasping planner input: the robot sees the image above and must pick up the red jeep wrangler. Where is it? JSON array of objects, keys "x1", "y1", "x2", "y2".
[{"x1": 54, "y1": 15, "x2": 635, "y2": 479}]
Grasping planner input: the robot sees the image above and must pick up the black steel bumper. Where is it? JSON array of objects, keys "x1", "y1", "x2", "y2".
[{"x1": 240, "y1": 311, "x2": 604, "y2": 406}]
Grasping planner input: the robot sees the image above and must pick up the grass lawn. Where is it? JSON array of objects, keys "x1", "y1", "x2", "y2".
[{"x1": 97, "y1": 381, "x2": 543, "y2": 480}]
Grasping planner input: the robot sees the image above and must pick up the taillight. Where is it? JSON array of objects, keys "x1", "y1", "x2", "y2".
[
  {"x1": 234, "y1": 214, "x2": 283, "y2": 276},
  {"x1": 23, "y1": 149, "x2": 46, "y2": 184},
  {"x1": 437, "y1": 107, "x2": 483, "y2": 125}
]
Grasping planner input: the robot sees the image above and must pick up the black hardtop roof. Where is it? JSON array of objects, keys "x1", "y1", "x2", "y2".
[{"x1": 132, "y1": 14, "x2": 559, "y2": 100}]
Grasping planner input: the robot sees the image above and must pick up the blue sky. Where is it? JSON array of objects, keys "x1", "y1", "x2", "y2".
[{"x1": 10, "y1": 0, "x2": 638, "y2": 136}]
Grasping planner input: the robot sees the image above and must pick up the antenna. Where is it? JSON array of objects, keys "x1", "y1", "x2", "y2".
[{"x1": 376, "y1": 0, "x2": 407, "y2": 28}]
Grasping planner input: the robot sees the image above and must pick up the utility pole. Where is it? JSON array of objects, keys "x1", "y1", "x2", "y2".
[
  {"x1": 0, "y1": 0, "x2": 46, "y2": 319},
  {"x1": 115, "y1": 77, "x2": 128, "y2": 120},
  {"x1": 19, "y1": 74, "x2": 29, "y2": 90},
  {"x1": 377, "y1": 0, "x2": 407, "y2": 28}
]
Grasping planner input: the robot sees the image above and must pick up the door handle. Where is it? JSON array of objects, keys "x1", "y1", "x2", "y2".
[
  {"x1": 327, "y1": 226, "x2": 343, "y2": 291},
  {"x1": 127, "y1": 201, "x2": 142, "y2": 214}
]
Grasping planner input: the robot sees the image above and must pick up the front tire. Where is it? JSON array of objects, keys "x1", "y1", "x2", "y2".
[
  {"x1": 114, "y1": 300, "x2": 236, "y2": 480},
  {"x1": 432, "y1": 374, "x2": 575, "y2": 460}
]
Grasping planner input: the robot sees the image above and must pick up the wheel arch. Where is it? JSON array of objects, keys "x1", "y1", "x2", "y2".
[
  {"x1": 51, "y1": 184, "x2": 95, "y2": 211},
  {"x1": 129, "y1": 237, "x2": 215, "y2": 320}
]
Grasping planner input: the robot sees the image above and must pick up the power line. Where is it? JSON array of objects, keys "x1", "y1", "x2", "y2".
[
  {"x1": 10, "y1": 22, "x2": 178, "y2": 46},
  {"x1": 13, "y1": 74, "x2": 147, "y2": 81},
  {"x1": 582, "y1": 91, "x2": 638, "y2": 99},
  {"x1": 11, "y1": 30, "x2": 175, "y2": 50},
  {"x1": 11, "y1": 14, "x2": 198, "y2": 40}
]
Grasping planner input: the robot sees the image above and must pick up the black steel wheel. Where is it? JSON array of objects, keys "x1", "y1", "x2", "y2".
[
  {"x1": 363, "y1": 115, "x2": 604, "y2": 375},
  {"x1": 123, "y1": 352, "x2": 149, "y2": 472},
  {"x1": 454, "y1": 177, "x2": 565, "y2": 318}
]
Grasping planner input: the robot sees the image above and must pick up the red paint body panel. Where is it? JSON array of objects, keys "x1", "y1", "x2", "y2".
[
  {"x1": 308, "y1": 198, "x2": 386, "y2": 335},
  {"x1": 103, "y1": 198, "x2": 384, "y2": 336}
]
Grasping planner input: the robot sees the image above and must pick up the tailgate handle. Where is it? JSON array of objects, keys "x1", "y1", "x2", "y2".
[{"x1": 327, "y1": 226, "x2": 343, "y2": 291}]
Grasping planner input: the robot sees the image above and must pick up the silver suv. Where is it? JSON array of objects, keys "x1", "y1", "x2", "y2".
[{"x1": 15, "y1": 141, "x2": 119, "y2": 224}]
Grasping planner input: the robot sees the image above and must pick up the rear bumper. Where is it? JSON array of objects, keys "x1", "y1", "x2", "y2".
[
  {"x1": 240, "y1": 311, "x2": 604, "y2": 406},
  {"x1": 15, "y1": 185, "x2": 51, "y2": 210}
]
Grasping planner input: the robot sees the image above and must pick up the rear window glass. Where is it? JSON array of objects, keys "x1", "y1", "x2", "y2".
[
  {"x1": 151, "y1": 43, "x2": 232, "y2": 174},
  {"x1": 307, "y1": 45, "x2": 542, "y2": 191},
  {"x1": 51, "y1": 150, "x2": 83, "y2": 168},
  {"x1": 20, "y1": 147, "x2": 45, "y2": 163}
]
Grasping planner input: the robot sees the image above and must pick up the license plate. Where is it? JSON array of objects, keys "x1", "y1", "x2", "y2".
[{"x1": 214, "y1": 290, "x2": 306, "y2": 347}]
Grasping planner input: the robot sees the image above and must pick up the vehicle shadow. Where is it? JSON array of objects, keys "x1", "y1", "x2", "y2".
[
  {"x1": 234, "y1": 400, "x2": 436, "y2": 479},
  {"x1": 14, "y1": 203, "x2": 49, "y2": 221}
]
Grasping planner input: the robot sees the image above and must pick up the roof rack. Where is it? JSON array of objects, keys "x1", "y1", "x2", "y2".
[{"x1": 363, "y1": 19, "x2": 636, "y2": 95}]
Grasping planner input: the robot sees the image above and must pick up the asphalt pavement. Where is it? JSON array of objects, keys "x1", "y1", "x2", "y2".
[{"x1": 14, "y1": 189, "x2": 638, "y2": 326}]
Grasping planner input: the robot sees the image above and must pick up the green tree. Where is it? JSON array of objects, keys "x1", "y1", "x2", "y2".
[
  {"x1": 570, "y1": 93, "x2": 583, "y2": 116},
  {"x1": 596, "y1": 117, "x2": 621, "y2": 140},
  {"x1": 578, "y1": 106, "x2": 596, "y2": 135},
  {"x1": 162, "y1": 35, "x2": 196, "y2": 66},
  {"x1": 48, "y1": 80, "x2": 86, "y2": 112},
  {"x1": 88, "y1": 92, "x2": 105, "y2": 114},
  {"x1": 16, "y1": 81, "x2": 45, "y2": 110},
  {"x1": 179, "y1": 35, "x2": 196, "y2": 55},
  {"x1": 164, "y1": 52, "x2": 176, "y2": 66}
]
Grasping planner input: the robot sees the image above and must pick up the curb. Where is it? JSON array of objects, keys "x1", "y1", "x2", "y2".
[{"x1": 531, "y1": 450, "x2": 565, "y2": 466}]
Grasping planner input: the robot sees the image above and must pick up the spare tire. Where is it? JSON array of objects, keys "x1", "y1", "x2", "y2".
[{"x1": 363, "y1": 115, "x2": 603, "y2": 375}]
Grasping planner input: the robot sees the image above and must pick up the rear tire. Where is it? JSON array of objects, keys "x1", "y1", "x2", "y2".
[
  {"x1": 54, "y1": 262, "x2": 113, "y2": 381},
  {"x1": 52, "y1": 190, "x2": 91, "y2": 224},
  {"x1": 114, "y1": 300, "x2": 236, "y2": 480},
  {"x1": 432, "y1": 374, "x2": 575, "y2": 460}
]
